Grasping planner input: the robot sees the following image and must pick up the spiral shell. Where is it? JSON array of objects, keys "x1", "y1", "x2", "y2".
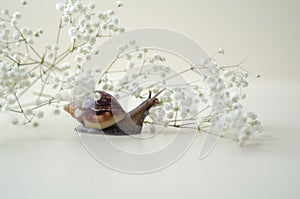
[{"x1": 64, "y1": 90, "x2": 127, "y2": 129}]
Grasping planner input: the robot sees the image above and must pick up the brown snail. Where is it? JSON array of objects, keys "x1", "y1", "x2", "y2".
[{"x1": 64, "y1": 89, "x2": 165, "y2": 135}]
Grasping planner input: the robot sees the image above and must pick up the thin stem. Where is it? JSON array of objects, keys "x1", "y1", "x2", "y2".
[
  {"x1": 13, "y1": 93, "x2": 24, "y2": 113},
  {"x1": 99, "y1": 54, "x2": 120, "y2": 81},
  {"x1": 13, "y1": 24, "x2": 42, "y2": 59},
  {"x1": 163, "y1": 66, "x2": 195, "y2": 81},
  {"x1": 19, "y1": 61, "x2": 40, "y2": 66},
  {"x1": 53, "y1": 19, "x2": 62, "y2": 65},
  {"x1": 31, "y1": 99, "x2": 61, "y2": 110},
  {"x1": 138, "y1": 51, "x2": 147, "y2": 75},
  {"x1": 5, "y1": 55, "x2": 19, "y2": 65}
]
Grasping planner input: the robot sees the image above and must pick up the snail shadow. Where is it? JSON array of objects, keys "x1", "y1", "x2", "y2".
[{"x1": 74, "y1": 124, "x2": 142, "y2": 136}]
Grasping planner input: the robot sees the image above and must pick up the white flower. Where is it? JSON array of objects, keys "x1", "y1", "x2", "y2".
[
  {"x1": 127, "y1": 60, "x2": 134, "y2": 69},
  {"x1": 133, "y1": 87, "x2": 142, "y2": 98},
  {"x1": 243, "y1": 71, "x2": 249, "y2": 78},
  {"x1": 167, "y1": 112, "x2": 174, "y2": 119},
  {"x1": 74, "y1": 55, "x2": 83, "y2": 63},
  {"x1": 88, "y1": 2, "x2": 96, "y2": 9},
  {"x1": 0, "y1": 1, "x2": 261, "y2": 147},
  {"x1": 241, "y1": 81, "x2": 248, "y2": 88},
  {"x1": 62, "y1": 15, "x2": 70, "y2": 23},
  {"x1": 21, "y1": 0, "x2": 28, "y2": 6},
  {"x1": 218, "y1": 48, "x2": 225, "y2": 54},
  {"x1": 1, "y1": 9, "x2": 9, "y2": 16},
  {"x1": 116, "y1": 0, "x2": 124, "y2": 7},
  {"x1": 10, "y1": 19, "x2": 17, "y2": 26},
  {"x1": 230, "y1": 91, "x2": 239, "y2": 102},
  {"x1": 247, "y1": 112, "x2": 257, "y2": 120},
  {"x1": 13, "y1": 12, "x2": 22, "y2": 20},
  {"x1": 56, "y1": 2, "x2": 66, "y2": 11},
  {"x1": 26, "y1": 38, "x2": 33, "y2": 45}
]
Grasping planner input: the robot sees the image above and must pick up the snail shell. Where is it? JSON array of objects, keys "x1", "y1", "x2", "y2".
[{"x1": 64, "y1": 89, "x2": 165, "y2": 135}]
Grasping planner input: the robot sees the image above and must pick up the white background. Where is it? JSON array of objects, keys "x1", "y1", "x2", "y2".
[{"x1": 0, "y1": 0, "x2": 299, "y2": 198}]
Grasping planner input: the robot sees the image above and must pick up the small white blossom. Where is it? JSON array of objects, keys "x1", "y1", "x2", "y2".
[
  {"x1": 218, "y1": 48, "x2": 225, "y2": 54},
  {"x1": 116, "y1": 0, "x2": 124, "y2": 7},
  {"x1": 247, "y1": 112, "x2": 257, "y2": 120},
  {"x1": 56, "y1": 2, "x2": 66, "y2": 11},
  {"x1": 2, "y1": 9, "x2": 9, "y2": 16},
  {"x1": 62, "y1": 15, "x2": 70, "y2": 23},
  {"x1": 21, "y1": 0, "x2": 28, "y2": 6},
  {"x1": 88, "y1": 2, "x2": 96, "y2": 9},
  {"x1": 167, "y1": 112, "x2": 174, "y2": 119},
  {"x1": 13, "y1": 12, "x2": 22, "y2": 20}
]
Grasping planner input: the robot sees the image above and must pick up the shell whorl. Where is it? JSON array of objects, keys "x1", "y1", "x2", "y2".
[{"x1": 64, "y1": 91, "x2": 127, "y2": 130}]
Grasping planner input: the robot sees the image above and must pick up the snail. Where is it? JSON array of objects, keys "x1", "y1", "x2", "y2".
[{"x1": 64, "y1": 89, "x2": 165, "y2": 135}]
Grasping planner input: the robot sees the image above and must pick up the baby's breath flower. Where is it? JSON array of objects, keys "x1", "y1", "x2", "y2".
[
  {"x1": 0, "y1": 1, "x2": 261, "y2": 148},
  {"x1": 88, "y1": 2, "x2": 96, "y2": 9},
  {"x1": 167, "y1": 112, "x2": 174, "y2": 119},
  {"x1": 21, "y1": 0, "x2": 28, "y2": 6},
  {"x1": 74, "y1": 55, "x2": 83, "y2": 63},
  {"x1": 2, "y1": 9, "x2": 9, "y2": 16},
  {"x1": 127, "y1": 60, "x2": 134, "y2": 69},
  {"x1": 218, "y1": 48, "x2": 225, "y2": 54},
  {"x1": 243, "y1": 71, "x2": 249, "y2": 78},
  {"x1": 247, "y1": 112, "x2": 257, "y2": 120},
  {"x1": 13, "y1": 12, "x2": 22, "y2": 20},
  {"x1": 62, "y1": 15, "x2": 70, "y2": 23},
  {"x1": 116, "y1": 0, "x2": 124, "y2": 7},
  {"x1": 11, "y1": 19, "x2": 17, "y2": 26},
  {"x1": 26, "y1": 38, "x2": 33, "y2": 45},
  {"x1": 56, "y1": 2, "x2": 66, "y2": 11}
]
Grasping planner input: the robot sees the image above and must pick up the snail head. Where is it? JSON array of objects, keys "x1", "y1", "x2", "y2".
[{"x1": 148, "y1": 88, "x2": 165, "y2": 106}]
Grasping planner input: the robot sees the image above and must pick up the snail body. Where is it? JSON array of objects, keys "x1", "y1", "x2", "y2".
[{"x1": 64, "y1": 89, "x2": 164, "y2": 135}]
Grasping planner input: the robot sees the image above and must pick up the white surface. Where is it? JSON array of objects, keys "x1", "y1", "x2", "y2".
[{"x1": 0, "y1": 80, "x2": 299, "y2": 199}]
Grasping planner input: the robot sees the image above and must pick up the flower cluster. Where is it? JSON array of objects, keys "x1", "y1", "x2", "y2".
[
  {"x1": 0, "y1": 0, "x2": 262, "y2": 146},
  {"x1": 56, "y1": 0, "x2": 123, "y2": 65},
  {"x1": 201, "y1": 55, "x2": 263, "y2": 145},
  {"x1": 0, "y1": 0, "x2": 123, "y2": 126},
  {"x1": 98, "y1": 46, "x2": 262, "y2": 145}
]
